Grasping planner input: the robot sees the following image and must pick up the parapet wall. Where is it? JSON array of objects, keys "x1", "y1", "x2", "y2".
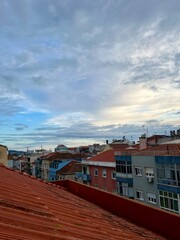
[{"x1": 54, "y1": 179, "x2": 180, "y2": 240}]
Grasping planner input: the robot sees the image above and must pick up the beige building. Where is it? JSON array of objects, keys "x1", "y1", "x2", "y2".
[{"x1": 0, "y1": 144, "x2": 8, "y2": 167}]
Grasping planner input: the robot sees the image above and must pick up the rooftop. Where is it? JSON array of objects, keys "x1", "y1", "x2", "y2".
[
  {"x1": 57, "y1": 160, "x2": 82, "y2": 175},
  {"x1": 88, "y1": 150, "x2": 117, "y2": 162},
  {"x1": 132, "y1": 144, "x2": 180, "y2": 156},
  {"x1": 38, "y1": 152, "x2": 82, "y2": 161},
  {"x1": 0, "y1": 164, "x2": 172, "y2": 240}
]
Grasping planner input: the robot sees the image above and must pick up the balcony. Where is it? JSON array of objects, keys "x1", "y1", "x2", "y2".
[{"x1": 75, "y1": 173, "x2": 91, "y2": 182}]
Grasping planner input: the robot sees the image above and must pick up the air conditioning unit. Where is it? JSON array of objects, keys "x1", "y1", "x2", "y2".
[{"x1": 146, "y1": 177, "x2": 154, "y2": 183}]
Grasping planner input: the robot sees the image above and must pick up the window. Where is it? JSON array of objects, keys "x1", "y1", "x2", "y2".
[
  {"x1": 135, "y1": 167, "x2": 142, "y2": 176},
  {"x1": 102, "y1": 168, "x2": 106, "y2": 178},
  {"x1": 83, "y1": 166, "x2": 87, "y2": 174},
  {"x1": 147, "y1": 193, "x2": 156, "y2": 204},
  {"x1": 136, "y1": 190, "x2": 144, "y2": 201},
  {"x1": 118, "y1": 182, "x2": 133, "y2": 198},
  {"x1": 116, "y1": 160, "x2": 132, "y2": 176},
  {"x1": 157, "y1": 163, "x2": 178, "y2": 186},
  {"x1": 102, "y1": 186, "x2": 107, "y2": 191},
  {"x1": 94, "y1": 168, "x2": 98, "y2": 176},
  {"x1": 94, "y1": 184, "x2": 99, "y2": 188},
  {"x1": 112, "y1": 171, "x2": 116, "y2": 179},
  {"x1": 159, "y1": 190, "x2": 179, "y2": 213}
]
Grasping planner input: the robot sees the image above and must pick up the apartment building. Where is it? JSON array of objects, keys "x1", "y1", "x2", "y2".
[
  {"x1": 131, "y1": 143, "x2": 180, "y2": 213},
  {"x1": 132, "y1": 155, "x2": 158, "y2": 207},
  {"x1": 76, "y1": 150, "x2": 117, "y2": 193},
  {"x1": 115, "y1": 148, "x2": 138, "y2": 199}
]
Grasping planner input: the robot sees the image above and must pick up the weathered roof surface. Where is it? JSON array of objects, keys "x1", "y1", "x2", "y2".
[
  {"x1": 132, "y1": 144, "x2": 180, "y2": 156},
  {"x1": 38, "y1": 152, "x2": 82, "y2": 161},
  {"x1": 0, "y1": 165, "x2": 165, "y2": 240},
  {"x1": 89, "y1": 150, "x2": 116, "y2": 162},
  {"x1": 57, "y1": 160, "x2": 82, "y2": 175}
]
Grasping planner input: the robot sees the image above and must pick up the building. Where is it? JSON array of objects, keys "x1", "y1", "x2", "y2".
[
  {"x1": 56, "y1": 160, "x2": 82, "y2": 180},
  {"x1": 35, "y1": 152, "x2": 82, "y2": 181},
  {"x1": 115, "y1": 147, "x2": 139, "y2": 199},
  {"x1": 55, "y1": 144, "x2": 68, "y2": 152},
  {"x1": 12, "y1": 156, "x2": 31, "y2": 174},
  {"x1": 131, "y1": 143, "x2": 180, "y2": 214},
  {"x1": 132, "y1": 154, "x2": 158, "y2": 207},
  {"x1": 0, "y1": 164, "x2": 179, "y2": 240},
  {"x1": 77, "y1": 150, "x2": 118, "y2": 193},
  {"x1": 0, "y1": 144, "x2": 8, "y2": 167},
  {"x1": 48, "y1": 159, "x2": 72, "y2": 181}
]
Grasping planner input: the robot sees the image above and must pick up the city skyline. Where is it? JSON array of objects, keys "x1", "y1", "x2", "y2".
[{"x1": 0, "y1": 0, "x2": 179, "y2": 150}]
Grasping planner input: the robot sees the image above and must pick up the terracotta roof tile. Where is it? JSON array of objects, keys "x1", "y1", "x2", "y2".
[
  {"x1": 57, "y1": 160, "x2": 82, "y2": 175},
  {"x1": 0, "y1": 165, "x2": 166, "y2": 240},
  {"x1": 132, "y1": 144, "x2": 180, "y2": 156},
  {"x1": 90, "y1": 149, "x2": 139, "y2": 162},
  {"x1": 39, "y1": 152, "x2": 82, "y2": 161},
  {"x1": 89, "y1": 150, "x2": 116, "y2": 162}
]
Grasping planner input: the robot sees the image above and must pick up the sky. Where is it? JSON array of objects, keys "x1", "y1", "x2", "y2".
[{"x1": 0, "y1": 0, "x2": 180, "y2": 151}]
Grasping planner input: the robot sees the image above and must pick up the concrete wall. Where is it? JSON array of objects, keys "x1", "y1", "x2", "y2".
[
  {"x1": 132, "y1": 155, "x2": 159, "y2": 207},
  {"x1": 0, "y1": 145, "x2": 8, "y2": 167},
  {"x1": 54, "y1": 179, "x2": 180, "y2": 240}
]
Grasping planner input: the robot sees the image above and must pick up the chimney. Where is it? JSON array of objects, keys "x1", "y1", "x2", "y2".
[
  {"x1": 106, "y1": 140, "x2": 109, "y2": 145},
  {"x1": 139, "y1": 134, "x2": 147, "y2": 150}
]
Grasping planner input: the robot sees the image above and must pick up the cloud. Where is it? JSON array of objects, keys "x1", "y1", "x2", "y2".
[
  {"x1": 0, "y1": 0, "x2": 180, "y2": 149},
  {"x1": 15, "y1": 124, "x2": 28, "y2": 131}
]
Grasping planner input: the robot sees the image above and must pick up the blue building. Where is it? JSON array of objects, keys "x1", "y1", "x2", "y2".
[
  {"x1": 115, "y1": 153, "x2": 134, "y2": 198},
  {"x1": 48, "y1": 159, "x2": 72, "y2": 181},
  {"x1": 156, "y1": 155, "x2": 180, "y2": 214}
]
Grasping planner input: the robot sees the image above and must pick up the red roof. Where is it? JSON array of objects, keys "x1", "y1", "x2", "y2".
[
  {"x1": 109, "y1": 143, "x2": 130, "y2": 150},
  {"x1": 57, "y1": 160, "x2": 82, "y2": 175},
  {"x1": 89, "y1": 150, "x2": 116, "y2": 162},
  {"x1": 90, "y1": 149, "x2": 139, "y2": 162},
  {"x1": 39, "y1": 152, "x2": 82, "y2": 161},
  {"x1": 89, "y1": 149, "x2": 139, "y2": 162},
  {"x1": 132, "y1": 144, "x2": 180, "y2": 156},
  {"x1": 0, "y1": 164, "x2": 165, "y2": 240}
]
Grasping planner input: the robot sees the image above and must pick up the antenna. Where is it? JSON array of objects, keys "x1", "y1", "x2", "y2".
[{"x1": 142, "y1": 125, "x2": 146, "y2": 134}]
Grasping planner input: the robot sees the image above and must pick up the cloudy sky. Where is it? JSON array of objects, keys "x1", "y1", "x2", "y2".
[{"x1": 0, "y1": 0, "x2": 179, "y2": 150}]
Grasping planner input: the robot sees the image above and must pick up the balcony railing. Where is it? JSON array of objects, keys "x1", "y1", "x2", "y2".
[{"x1": 75, "y1": 173, "x2": 91, "y2": 182}]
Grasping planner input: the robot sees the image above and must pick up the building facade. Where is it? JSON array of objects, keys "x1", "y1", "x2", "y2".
[
  {"x1": 156, "y1": 156, "x2": 180, "y2": 214},
  {"x1": 0, "y1": 144, "x2": 8, "y2": 167},
  {"x1": 132, "y1": 155, "x2": 158, "y2": 207},
  {"x1": 76, "y1": 150, "x2": 117, "y2": 193}
]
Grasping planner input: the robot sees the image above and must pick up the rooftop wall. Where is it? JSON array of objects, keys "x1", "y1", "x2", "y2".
[{"x1": 54, "y1": 179, "x2": 180, "y2": 240}]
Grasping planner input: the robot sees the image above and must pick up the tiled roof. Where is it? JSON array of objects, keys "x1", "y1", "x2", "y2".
[
  {"x1": 39, "y1": 152, "x2": 82, "y2": 161},
  {"x1": 89, "y1": 149, "x2": 138, "y2": 162},
  {"x1": 57, "y1": 160, "x2": 82, "y2": 175},
  {"x1": 0, "y1": 164, "x2": 165, "y2": 240},
  {"x1": 109, "y1": 143, "x2": 129, "y2": 149},
  {"x1": 147, "y1": 135, "x2": 166, "y2": 141},
  {"x1": 132, "y1": 144, "x2": 180, "y2": 156},
  {"x1": 89, "y1": 150, "x2": 116, "y2": 162}
]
